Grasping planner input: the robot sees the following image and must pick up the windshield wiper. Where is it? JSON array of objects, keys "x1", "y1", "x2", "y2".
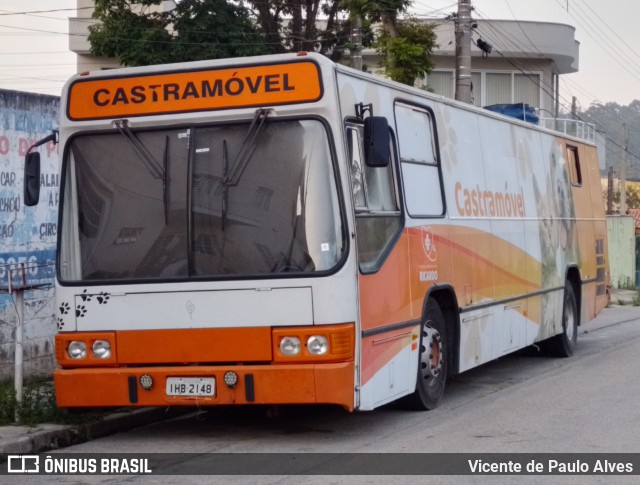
[
  {"x1": 114, "y1": 119, "x2": 169, "y2": 225},
  {"x1": 163, "y1": 135, "x2": 170, "y2": 225},
  {"x1": 223, "y1": 109, "x2": 270, "y2": 187},
  {"x1": 221, "y1": 139, "x2": 229, "y2": 230},
  {"x1": 113, "y1": 119, "x2": 164, "y2": 179},
  {"x1": 220, "y1": 109, "x2": 270, "y2": 230}
]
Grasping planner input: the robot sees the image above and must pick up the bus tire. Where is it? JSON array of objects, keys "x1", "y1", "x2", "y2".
[
  {"x1": 546, "y1": 283, "x2": 578, "y2": 357},
  {"x1": 403, "y1": 298, "x2": 447, "y2": 410}
]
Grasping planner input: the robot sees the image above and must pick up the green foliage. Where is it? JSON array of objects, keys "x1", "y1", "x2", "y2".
[
  {"x1": 0, "y1": 378, "x2": 104, "y2": 426},
  {"x1": 604, "y1": 181, "x2": 640, "y2": 210},
  {"x1": 347, "y1": 0, "x2": 412, "y2": 21},
  {"x1": 0, "y1": 381, "x2": 15, "y2": 424},
  {"x1": 15, "y1": 379, "x2": 59, "y2": 427},
  {"x1": 87, "y1": 0, "x2": 426, "y2": 72},
  {"x1": 89, "y1": 0, "x2": 270, "y2": 66},
  {"x1": 0, "y1": 378, "x2": 59, "y2": 426},
  {"x1": 582, "y1": 100, "x2": 640, "y2": 180},
  {"x1": 376, "y1": 19, "x2": 437, "y2": 86}
]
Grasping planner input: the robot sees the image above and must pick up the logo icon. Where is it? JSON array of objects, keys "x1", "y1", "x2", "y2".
[
  {"x1": 421, "y1": 226, "x2": 437, "y2": 262},
  {"x1": 7, "y1": 455, "x2": 39, "y2": 473}
]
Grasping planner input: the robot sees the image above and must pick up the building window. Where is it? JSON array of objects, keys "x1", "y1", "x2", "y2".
[
  {"x1": 486, "y1": 73, "x2": 512, "y2": 105},
  {"x1": 514, "y1": 73, "x2": 541, "y2": 107},
  {"x1": 427, "y1": 71, "x2": 454, "y2": 98},
  {"x1": 426, "y1": 70, "x2": 541, "y2": 109}
]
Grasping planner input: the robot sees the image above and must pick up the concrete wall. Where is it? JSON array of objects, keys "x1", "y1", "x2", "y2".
[
  {"x1": 607, "y1": 215, "x2": 636, "y2": 289},
  {"x1": 0, "y1": 89, "x2": 59, "y2": 380}
]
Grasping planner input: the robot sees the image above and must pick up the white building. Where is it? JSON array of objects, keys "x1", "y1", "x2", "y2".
[
  {"x1": 413, "y1": 19, "x2": 578, "y2": 116},
  {"x1": 70, "y1": 4, "x2": 579, "y2": 118}
]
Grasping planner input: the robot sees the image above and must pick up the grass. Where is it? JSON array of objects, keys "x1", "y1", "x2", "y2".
[{"x1": 0, "y1": 377, "x2": 104, "y2": 427}]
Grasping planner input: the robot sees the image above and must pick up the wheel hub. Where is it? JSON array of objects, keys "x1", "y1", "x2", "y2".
[{"x1": 420, "y1": 324, "x2": 443, "y2": 382}]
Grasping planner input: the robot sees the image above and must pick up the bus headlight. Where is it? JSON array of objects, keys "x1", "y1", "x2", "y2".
[
  {"x1": 67, "y1": 341, "x2": 87, "y2": 359},
  {"x1": 279, "y1": 337, "x2": 301, "y2": 356},
  {"x1": 307, "y1": 335, "x2": 329, "y2": 355},
  {"x1": 92, "y1": 340, "x2": 112, "y2": 359}
]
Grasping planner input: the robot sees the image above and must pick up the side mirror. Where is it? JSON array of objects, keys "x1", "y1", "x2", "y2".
[
  {"x1": 23, "y1": 130, "x2": 57, "y2": 207},
  {"x1": 363, "y1": 116, "x2": 390, "y2": 167},
  {"x1": 24, "y1": 152, "x2": 41, "y2": 207}
]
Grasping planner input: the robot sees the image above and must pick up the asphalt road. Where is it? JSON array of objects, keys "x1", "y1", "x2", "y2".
[{"x1": 4, "y1": 304, "x2": 640, "y2": 484}]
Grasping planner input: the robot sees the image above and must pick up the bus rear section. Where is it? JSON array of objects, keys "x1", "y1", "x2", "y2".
[
  {"x1": 50, "y1": 55, "x2": 360, "y2": 410},
  {"x1": 332, "y1": 63, "x2": 608, "y2": 411}
]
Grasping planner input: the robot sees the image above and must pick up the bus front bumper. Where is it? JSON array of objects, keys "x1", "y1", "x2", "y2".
[{"x1": 54, "y1": 361, "x2": 355, "y2": 411}]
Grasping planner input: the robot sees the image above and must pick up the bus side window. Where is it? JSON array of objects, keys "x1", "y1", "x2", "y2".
[
  {"x1": 567, "y1": 145, "x2": 582, "y2": 186},
  {"x1": 394, "y1": 103, "x2": 444, "y2": 217},
  {"x1": 348, "y1": 127, "x2": 367, "y2": 210},
  {"x1": 347, "y1": 124, "x2": 402, "y2": 273}
]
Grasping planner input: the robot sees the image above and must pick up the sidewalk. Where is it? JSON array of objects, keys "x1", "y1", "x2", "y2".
[
  {"x1": 0, "y1": 407, "x2": 191, "y2": 457},
  {"x1": 609, "y1": 287, "x2": 639, "y2": 306}
]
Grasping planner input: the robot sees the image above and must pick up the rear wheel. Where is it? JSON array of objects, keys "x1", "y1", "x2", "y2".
[
  {"x1": 403, "y1": 298, "x2": 447, "y2": 410},
  {"x1": 546, "y1": 283, "x2": 578, "y2": 357}
]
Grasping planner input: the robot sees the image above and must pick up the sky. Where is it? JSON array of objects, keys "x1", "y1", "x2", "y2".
[
  {"x1": 414, "y1": 0, "x2": 640, "y2": 110},
  {"x1": 0, "y1": 0, "x2": 638, "y2": 110}
]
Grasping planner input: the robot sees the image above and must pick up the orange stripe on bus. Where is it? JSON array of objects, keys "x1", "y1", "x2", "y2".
[{"x1": 116, "y1": 327, "x2": 273, "y2": 364}]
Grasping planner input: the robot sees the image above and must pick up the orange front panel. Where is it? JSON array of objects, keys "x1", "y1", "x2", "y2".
[
  {"x1": 115, "y1": 327, "x2": 273, "y2": 364},
  {"x1": 54, "y1": 362, "x2": 355, "y2": 410},
  {"x1": 68, "y1": 61, "x2": 322, "y2": 120}
]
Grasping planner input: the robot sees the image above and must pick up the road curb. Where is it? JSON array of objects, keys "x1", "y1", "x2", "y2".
[{"x1": 0, "y1": 407, "x2": 191, "y2": 457}]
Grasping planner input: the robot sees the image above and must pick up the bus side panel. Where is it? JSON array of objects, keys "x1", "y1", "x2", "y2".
[
  {"x1": 357, "y1": 233, "x2": 418, "y2": 410},
  {"x1": 581, "y1": 142, "x2": 609, "y2": 317},
  {"x1": 568, "y1": 141, "x2": 597, "y2": 322},
  {"x1": 437, "y1": 106, "x2": 496, "y2": 371},
  {"x1": 336, "y1": 72, "x2": 421, "y2": 410}
]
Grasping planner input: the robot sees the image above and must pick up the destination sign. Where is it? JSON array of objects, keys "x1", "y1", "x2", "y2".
[{"x1": 67, "y1": 60, "x2": 323, "y2": 120}]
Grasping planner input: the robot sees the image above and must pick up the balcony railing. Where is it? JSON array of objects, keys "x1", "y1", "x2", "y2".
[{"x1": 539, "y1": 117, "x2": 597, "y2": 143}]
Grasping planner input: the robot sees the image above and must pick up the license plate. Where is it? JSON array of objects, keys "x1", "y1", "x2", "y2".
[{"x1": 166, "y1": 377, "x2": 215, "y2": 397}]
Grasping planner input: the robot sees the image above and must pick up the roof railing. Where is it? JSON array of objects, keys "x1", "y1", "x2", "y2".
[{"x1": 538, "y1": 117, "x2": 597, "y2": 143}]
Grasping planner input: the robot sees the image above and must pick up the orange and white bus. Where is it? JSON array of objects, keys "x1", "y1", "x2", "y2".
[{"x1": 25, "y1": 52, "x2": 608, "y2": 411}]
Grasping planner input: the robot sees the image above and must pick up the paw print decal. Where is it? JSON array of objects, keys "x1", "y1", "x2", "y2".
[
  {"x1": 80, "y1": 289, "x2": 93, "y2": 302},
  {"x1": 76, "y1": 305, "x2": 87, "y2": 318},
  {"x1": 96, "y1": 292, "x2": 111, "y2": 305},
  {"x1": 57, "y1": 317, "x2": 65, "y2": 330},
  {"x1": 59, "y1": 302, "x2": 71, "y2": 315}
]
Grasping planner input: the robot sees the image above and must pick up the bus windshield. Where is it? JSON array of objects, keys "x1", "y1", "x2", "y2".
[{"x1": 58, "y1": 118, "x2": 344, "y2": 282}]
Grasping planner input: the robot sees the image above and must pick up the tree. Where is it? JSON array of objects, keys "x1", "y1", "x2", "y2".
[
  {"x1": 89, "y1": 0, "x2": 270, "y2": 66},
  {"x1": 582, "y1": 100, "x2": 640, "y2": 180},
  {"x1": 375, "y1": 18, "x2": 437, "y2": 86},
  {"x1": 244, "y1": 0, "x2": 367, "y2": 60},
  {"x1": 351, "y1": 0, "x2": 437, "y2": 86},
  {"x1": 88, "y1": 0, "x2": 436, "y2": 86},
  {"x1": 606, "y1": 181, "x2": 640, "y2": 212}
]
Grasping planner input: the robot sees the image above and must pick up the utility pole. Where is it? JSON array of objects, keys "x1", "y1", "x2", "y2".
[
  {"x1": 455, "y1": 0, "x2": 473, "y2": 103},
  {"x1": 621, "y1": 123, "x2": 628, "y2": 214},
  {"x1": 607, "y1": 166, "x2": 614, "y2": 215},
  {"x1": 350, "y1": 13, "x2": 363, "y2": 71}
]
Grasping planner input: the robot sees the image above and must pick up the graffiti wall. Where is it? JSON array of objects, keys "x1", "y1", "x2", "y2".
[{"x1": 0, "y1": 89, "x2": 59, "y2": 379}]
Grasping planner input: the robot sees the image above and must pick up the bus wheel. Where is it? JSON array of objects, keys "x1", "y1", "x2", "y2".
[
  {"x1": 546, "y1": 283, "x2": 578, "y2": 357},
  {"x1": 403, "y1": 298, "x2": 447, "y2": 410}
]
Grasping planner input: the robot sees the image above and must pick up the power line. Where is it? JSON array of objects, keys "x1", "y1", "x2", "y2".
[
  {"x1": 469, "y1": 9, "x2": 640, "y2": 164},
  {"x1": 0, "y1": 7, "x2": 88, "y2": 16}
]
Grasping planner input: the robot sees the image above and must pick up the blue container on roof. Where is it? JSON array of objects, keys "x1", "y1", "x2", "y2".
[{"x1": 484, "y1": 103, "x2": 539, "y2": 125}]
